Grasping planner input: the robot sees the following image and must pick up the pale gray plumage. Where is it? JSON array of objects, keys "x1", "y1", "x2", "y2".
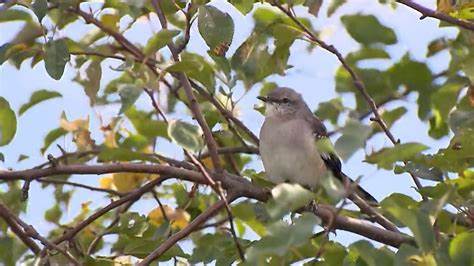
[{"x1": 258, "y1": 87, "x2": 377, "y2": 203}]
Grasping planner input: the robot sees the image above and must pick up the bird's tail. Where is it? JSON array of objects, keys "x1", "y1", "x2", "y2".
[
  {"x1": 352, "y1": 181, "x2": 378, "y2": 206},
  {"x1": 338, "y1": 172, "x2": 378, "y2": 206}
]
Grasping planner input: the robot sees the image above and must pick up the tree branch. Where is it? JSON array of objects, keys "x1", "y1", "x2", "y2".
[
  {"x1": 0, "y1": 203, "x2": 79, "y2": 265},
  {"x1": 396, "y1": 0, "x2": 474, "y2": 32},
  {"x1": 37, "y1": 177, "x2": 125, "y2": 197},
  {"x1": 1, "y1": 162, "x2": 414, "y2": 250}
]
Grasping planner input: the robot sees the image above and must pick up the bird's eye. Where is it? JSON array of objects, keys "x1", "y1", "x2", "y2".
[{"x1": 282, "y1": 98, "x2": 290, "y2": 103}]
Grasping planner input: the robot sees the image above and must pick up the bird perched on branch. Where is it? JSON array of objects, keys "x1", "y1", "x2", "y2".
[{"x1": 258, "y1": 87, "x2": 377, "y2": 205}]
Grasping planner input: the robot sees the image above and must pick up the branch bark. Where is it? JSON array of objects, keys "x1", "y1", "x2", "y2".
[{"x1": 396, "y1": 0, "x2": 474, "y2": 32}]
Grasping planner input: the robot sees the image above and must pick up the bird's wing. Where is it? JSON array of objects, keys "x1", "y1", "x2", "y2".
[
  {"x1": 307, "y1": 115, "x2": 342, "y2": 176},
  {"x1": 308, "y1": 115, "x2": 378, "y2": 204}
]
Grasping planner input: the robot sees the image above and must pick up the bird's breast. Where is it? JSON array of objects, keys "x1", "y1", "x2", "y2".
[{"x1": 259, "y1": 119, "x2": 327, "y2": 188}]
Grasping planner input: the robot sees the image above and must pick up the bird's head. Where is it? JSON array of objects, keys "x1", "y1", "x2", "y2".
[{"x1": 257, "y1": 87, "x2": 304, "y2": 118}]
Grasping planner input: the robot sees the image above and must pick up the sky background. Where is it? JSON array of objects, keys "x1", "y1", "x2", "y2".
[{"x1": 0, "y1": 0, "x2": 460, "y2": 260}]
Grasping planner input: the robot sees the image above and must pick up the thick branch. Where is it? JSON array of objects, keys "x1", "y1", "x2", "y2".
[
  {"x1": 1, "y1": 163, "x2": 414, "y2": 250},
  {"x1": 396, "y1": 0, "x2": 474, "y2": 32},
  {"x1": 311, "y1": 205, "x2": 414, "y2": 248}
]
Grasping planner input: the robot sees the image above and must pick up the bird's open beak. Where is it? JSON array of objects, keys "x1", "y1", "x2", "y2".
[{"x1": 257, "y1": 96, "x2": 269, "y2": 102}]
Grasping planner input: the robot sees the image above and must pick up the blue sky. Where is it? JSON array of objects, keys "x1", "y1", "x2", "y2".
[{"x1": 0, "y1": 0, "x2": 459, "y2": 256}]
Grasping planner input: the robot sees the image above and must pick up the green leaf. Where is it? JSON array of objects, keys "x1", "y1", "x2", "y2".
[
  {"x1": 74, "y1": 60, "x2": 102, "y2": 104},
  {"x1": 126, "y1": 108, "x2": 169, "y2": 140},
  {"x1": 17, "y1": 154, "x2": 29, "y2": 162},
  {"x1": 388, "y1": 54, "x2": 433, "y2": 118},
  {"x1": 231, "y1": 33, "x2": 288, "y2": 89},
  {"x1": 190, "y1": 232, "x2": 248, "y2": 265},
  {"x1": 246, "y1": 213, "x2": 320, "y2": 264},
  {"x1": 41, "y1": 127, "x2": 67, "y2": 154},
  {"x1": 381, "y1": 193, "x2": 436, "y2": 252},
  {"x1": 426, "y1": 38, "x2": 449, "y2": 57},
  {"x1": 394, "y1": 243, "x2": 423, "y2": 266},
  {"x1": 44, "y1": 39, "x2": 70, "y2": 80},
  {"x1": 327, "y1": 0, "x2": 347, "y2": 16},
  {"x1": 335, "y1": 119, "x2": 372, "y2": 161},
  {"x1": 304, "y1": 0, "x2": 323, "y2": 17},
  {"x1": 110, "y1": 212, "x2": 149, "y2": 237},
  {"x1": 167, "y1": 120, "x2": 204, "y2": 152},
  {"x1": 198, "y1": 5, "x2": 234, "y2": 56},
  {"x1": 167, "y1": 52, "x2": 215, "y2": 90},
  {"x1": 371, "y1": 107, "x2": 407, "y2": 134},
  {"x1": 32, "y1": 0, "x2": 48, "y2": 22},
  {"x1": 394, "y1": 162, "x2": 443, "y2": 181},
  {"x1": 415, "y1": 128, "x2": 474, "y2": 172},
  {"x1": 118, "y1": 84, "x2": 142, "y2": 114},
  {"x1": 0, "y1": 42, "x2": 12, "y2": 65},
  {"x1": 451, "y1": 5, "x2": 474, "y2": 20},
  {"x1": 344, "y1": 240, "x2": 394, "y2": 266},
  {"x1": 320, "y1": 172, "x2": 346, "y2": 202},
  {"x1": 0, "y1": 9, "x2": 32, "y2": 23},
  {"x1": 266, "y1": 183, "x2": 315, "y2": 220},
  {"x1": 19, "y1": 90, "x2": 62, "y2": 115},
  {"x1": 0, "y1": 235, "x2": 28, "y2": 266},
  {"x1": 45, "y1": 204, "x2": 62, "y2": 224},
  {"x1": 230, "y1": 0, "x2": 254, "y2": 15},
  {"x1": 315, "y1": 98, "x2": 344, "y2": 124},
  {"x1": 429, "y1": 80, "x2": 465, "y2": 139},
  {"x1": 143, "y1": 29, "x2": 180, "y2": 56},
  {"x1": 341, "y1": 14, "x2": 397, "y2": 45},
  {"x1": 365, "y1": 143, "x2": 429, "y2": 170},
  {"x1": 0, "y1": 97, "x2": 17, "y2": 146},
  {"x1": 0, "y1": 153, "x2": 3, "y2": 162},
  {"x1": 346, "y1": 47, "x2": 390, "y2": 63},
  {"x1": 449, "y1": 232, "x2": 474, "y2": 266}
]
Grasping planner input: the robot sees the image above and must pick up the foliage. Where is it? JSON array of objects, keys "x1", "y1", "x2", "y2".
[{"x1": 0, "y1": 0, "x2": 473, "y2": 265}]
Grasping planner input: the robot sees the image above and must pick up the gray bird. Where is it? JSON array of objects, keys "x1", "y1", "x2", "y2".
[{"x1": 258, "y1": 87, "x2": 377, "y2": 204}]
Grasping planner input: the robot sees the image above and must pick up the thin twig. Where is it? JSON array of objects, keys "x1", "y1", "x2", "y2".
[{"x1": 38, "y1": 177, "x2": 125, "y2": 197}]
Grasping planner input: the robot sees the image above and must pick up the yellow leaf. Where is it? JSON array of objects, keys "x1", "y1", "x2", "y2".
[
  {"x1": 172, "y1": 209, "x2": 190, "y2": 229},
  {"x1": 148, "y1": 205, "x2": 174, "y2": 227},
  {"x1": 100, "y1": 13, "x2": 120, "y2": 31},
  {"x1": 201, "y1": 157, "x2": 214, "y2": 169},
  {"x1": 73, "y1": 129, "x2": 94, "y2": 151},
  {"x1": 98, "y1": 175, "x2": 113, "y2": 189},
  {"x1": 112, "y1": 173, "x2": 148, "y2": 192},
  {"x1": 60, "y1": 114, "x2": 89, "y2": 132},
  {"x1": 104, "y1": 131, "x2": 118, "y2": 148},
  {"x1": 147, "y1": 205, "x2": 190, "y2": 229}
]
